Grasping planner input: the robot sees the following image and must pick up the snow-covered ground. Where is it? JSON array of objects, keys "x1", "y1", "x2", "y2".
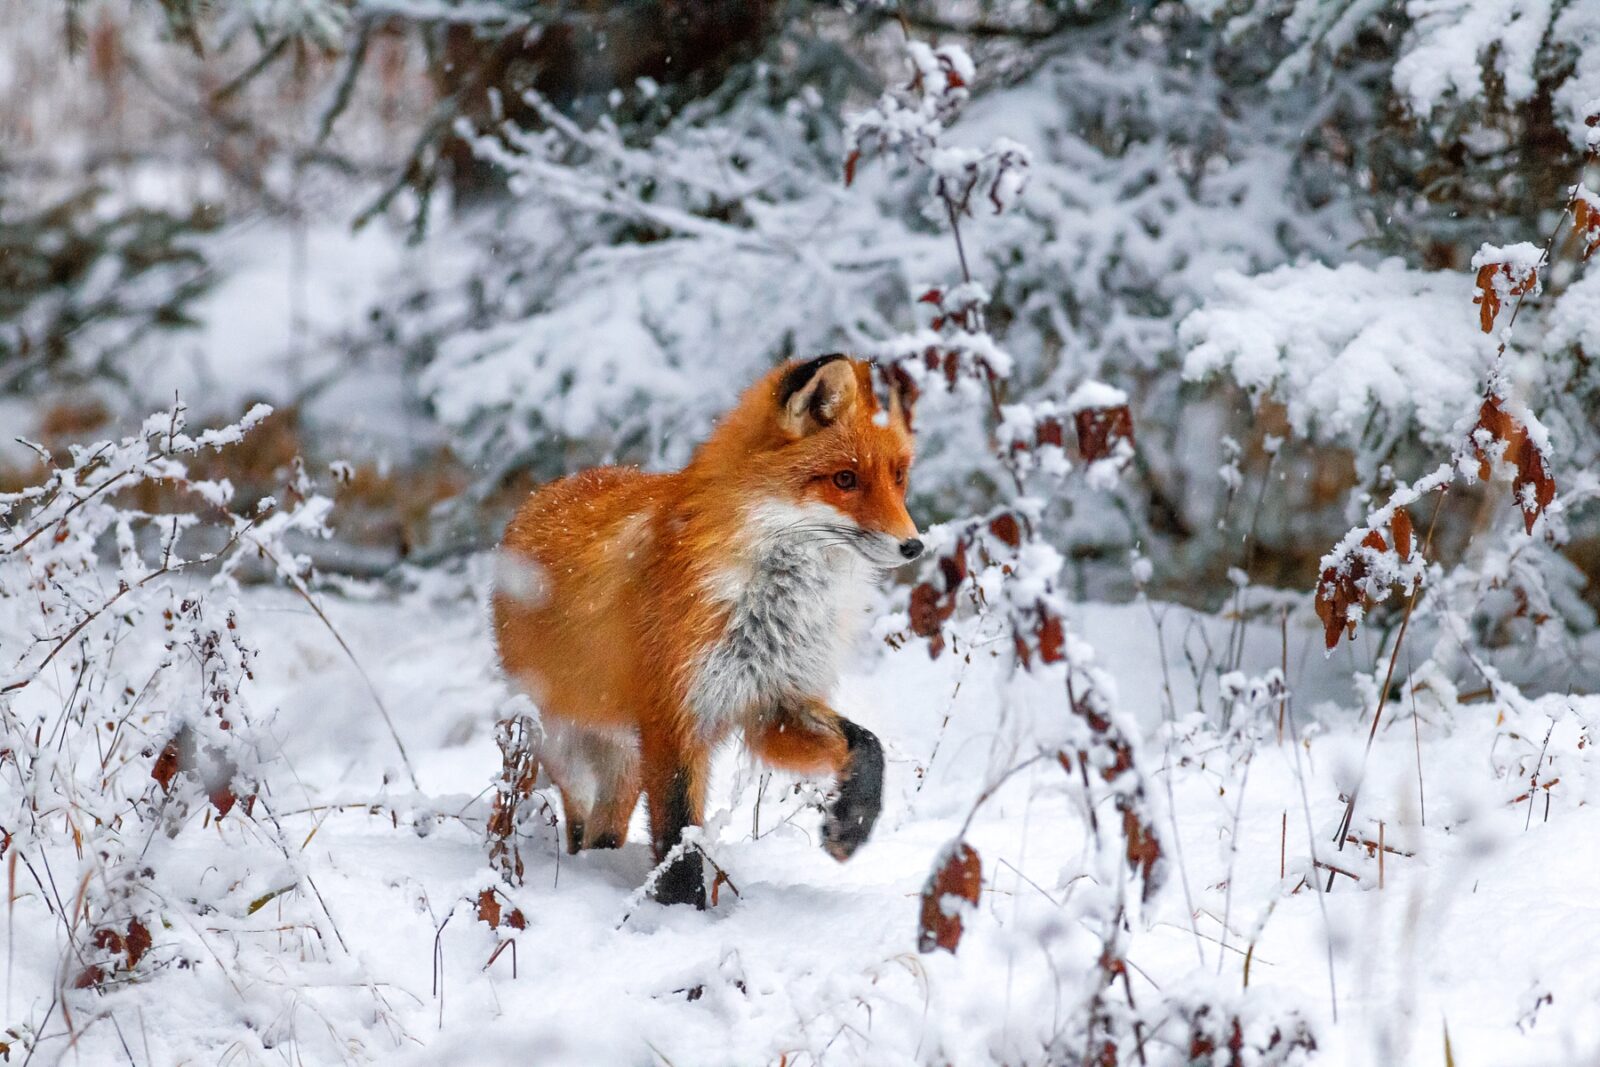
[{"x1": 7, "y1": 558, "x2": 1597, "y2": 1066}]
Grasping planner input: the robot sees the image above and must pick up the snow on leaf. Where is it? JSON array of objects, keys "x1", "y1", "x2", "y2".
[
  {"x1": 1073, "y1": 404, "x2": 1134, "y2": 464},
  {"x1": 1471, "y1": 396, "x2": 1557, "y2": 533},
  {"x1": 1471, "y1": 243, "x2": 1542, "y2": 334},
  {"x1": 917, "y1": 840, "x2": 981, "y2": 954}
]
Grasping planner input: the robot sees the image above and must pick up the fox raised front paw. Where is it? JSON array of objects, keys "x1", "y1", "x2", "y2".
[
  {"x1": 653, "y1": 850, "x2": 708, "y2": 909},
  {"x1": 823, "y1": 720, "x2": 884, "y2": 862}
]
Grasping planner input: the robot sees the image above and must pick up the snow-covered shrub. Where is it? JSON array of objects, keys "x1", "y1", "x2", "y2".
[{"x1": 0, "y1": 405, "x2": 365, "y2": 1061}]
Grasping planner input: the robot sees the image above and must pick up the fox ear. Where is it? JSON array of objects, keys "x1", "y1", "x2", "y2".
[{"x1": 777, "y1": 354, "x2": 858, "y2": 438}]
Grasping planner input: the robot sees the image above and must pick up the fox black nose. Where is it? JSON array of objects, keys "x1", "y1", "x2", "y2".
[{"x1": 899, "y1": 538, "x2": 924, "y2": 560}]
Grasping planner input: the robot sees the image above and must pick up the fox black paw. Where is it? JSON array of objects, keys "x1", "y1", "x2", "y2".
[
  {"x1": 653, "y1": 851, "x2": 707, "y2": 909},
  {"x1": 823, "y1": 720, "x2": 883, "y2": 862}
]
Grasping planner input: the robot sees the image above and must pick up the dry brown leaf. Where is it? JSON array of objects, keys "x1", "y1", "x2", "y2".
[
  {"x1": 1123, "y1": 808, "x2": 1162, "y2": 885},
  {"x1": 1473, "y1": 263, "x2": 1502, "y2": 333},
  {"x1": 151, "y1": 740, "x2": 180, "y2": 793},
  {"x1": 1074, "y1": 404, "x2": 1134, "y2": 462},
  {"x1": 987, "y1": 512, "x2": 1020, "y2": 548},
  {"x1": 1036, "y1": 608, "x2": 1065, "y2": 665},
  {"x1": 476, "y1": 887, "x2": 501, "y2": 929},
  {"x1": 1472, "y1": 396, "x2": 1557, "y2": 533},
  {"x1": 1392, "y1": 508, "x2": 1413, "y2": 561},
  {"x1": 917, "y1": 841, "x2": 981, "y2": 954},
  {"x1": 126, "y1": 918, "x2": 152, "y2": 968}
]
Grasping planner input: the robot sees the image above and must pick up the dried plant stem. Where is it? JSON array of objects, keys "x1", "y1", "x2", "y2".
[
  {"x1": 1328, "y1": 488, "x2": 1448, "y2": 878},
  {"x1": 1408, "y1": 645, "x2": 1426, "y2": 826},
  {"x1": 1280, "y1": 672, "x2": 1340, "y2": 1023},
  {"x1": 1145, "y1": 599, "x2": 1206, "y2": 968},
  {"x1": 1215, "y1": 751, "x2": 1254, "y2": 974}
]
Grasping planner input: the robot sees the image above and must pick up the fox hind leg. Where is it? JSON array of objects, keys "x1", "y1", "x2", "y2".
[
  {"x1": 586, "y1": 780, "x2": 641, "y2": 849},
  {"x1": 542, "y1": 719, "x2": 640, "y2": 854}
]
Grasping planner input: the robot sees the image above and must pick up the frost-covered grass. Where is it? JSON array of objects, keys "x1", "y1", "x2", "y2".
[{"x1": 6, "y1": 553, "x2": 1600, "y2": 1065}]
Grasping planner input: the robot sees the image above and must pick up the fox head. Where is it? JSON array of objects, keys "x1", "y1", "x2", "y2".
[{"x1": 697, "y1": 354, "x2": 922, "y2": 568}]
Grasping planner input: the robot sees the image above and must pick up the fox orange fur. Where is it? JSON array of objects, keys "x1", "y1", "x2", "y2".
[{"x1": 492, "y1": 355, "x2": 921, "y2": 906}]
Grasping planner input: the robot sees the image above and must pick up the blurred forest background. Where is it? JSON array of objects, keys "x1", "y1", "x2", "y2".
[{"x1": 5, "y1": 0, "x2": 1596, "y2": 629}]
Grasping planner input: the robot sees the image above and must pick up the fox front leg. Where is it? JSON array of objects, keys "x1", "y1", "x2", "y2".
[
  {"x1": 823, "y1": 719, "x2": 883, "y2": 860},
  {"x1": 641, "y1": 723, "x2": 710, "y2": 909},
  {"x1": 748, "y1": 701, "x2": 884, "y2": 861}
]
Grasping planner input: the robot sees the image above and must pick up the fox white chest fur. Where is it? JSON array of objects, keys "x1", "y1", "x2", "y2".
[{"x1": 688, "y1": 505, "x2": 871, "y2": 732}]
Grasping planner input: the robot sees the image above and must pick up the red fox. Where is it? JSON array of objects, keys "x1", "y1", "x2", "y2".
[{"x1": 492, "y1": 355, "x2": 921, "y2": 907}]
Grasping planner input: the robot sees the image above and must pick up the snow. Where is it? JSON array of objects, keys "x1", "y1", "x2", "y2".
[
  {"x1": 11, "y1": 562, "x2": 1600, "y2": 1062},
  {"x1": 1064, "y1": 379, "x2": 1128, "y2": 414},
  {"x1": 1393, "y1": 0, "x2": 1553, "y2": 117},
  {"x1": 1179, "y1": 259, "x2": 1496, "y2": 449},
  {"x1": 1472, "y1": 240, "x2": 1544, "y2": 278}
]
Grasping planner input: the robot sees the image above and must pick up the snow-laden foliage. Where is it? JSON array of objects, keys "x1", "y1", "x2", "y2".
[
  {"x1": 1181, "y1": 259, "x2": 1495, "y2": 458},
  {"x1": 0, "y1": 407, "x2": 365, "y2": 1061},
  {"x1": 1206, "y1": 0, "x2": 1600, "y2": 147}
]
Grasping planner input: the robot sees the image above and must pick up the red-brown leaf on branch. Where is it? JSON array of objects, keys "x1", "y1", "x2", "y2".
[
  {"x1": 1472, "y1": 396, "x2": 1520, "y2": 480},
  {"x1": 941, "y1": 351, "x2": 960, "y2": 387},
  {"x1": 1514, "y1": 441, "x2": 1557, "y2": 534},
  {"x1": 1571, "y1": 189, "x2": 1600, "y2": 260},
  {"x1": 93, "y1": 927, "x2": 125, "y2": 955},
  {"x1": 1473, "y1": 263, "x2": 1502, "y2": 333},
  {"x1": 1472, "y1": 395, "x2": 1557, "y2": 533},
  {"x1": 988, "y1": 512, "x2": 1020, "y2": 548},
  {"x1": 1392, "y1": 508, "x2": 1413, "y2": 561},
  {"x1": 888, "y1": 361, "x2": 920, "y2": 431},
  {"x1": 210, "y1": 783, "x2": 237, "y2": 818},
  {"x1": 1360, "y1": 530, "x2": 1387, "y2": 553},
  {"x1": 908, "y1": 582, "x2": 952, "y2": 639},
  {"x1": 125, "y1": 918, "x2": 152, "y2": 968},
  {"x1": 1314, "y1": 558, "x2": 1368, "y2": 651},
  {"x1": 938, "y1": 540, "x2": 969, "y2": 589},
  {"x1": 151, "y1": 740, "x2": 181, "y2": 793},
  {"x1": 1036, "y1": 608, "x2": 1065, "y2": 664},
  {"x1": 918, "y1": 841, "x2": 982, "y2": 953},
  {"x1": 1473, "y1": 262, "x2": 1539, "y2": 334},
  {"x1": 476, "y1": 888, "x2": 502, "y2": 929},
  {"x1": 843, "y1": 149, "x2": 861, "y2": 188},
  {"x1": 1123, "y1": 808, "x2": 1162, "y2": 885},
  {"x1": 1074, "y1": 405, "x2": 1134, "y2": 462},
  {"x1": 1036, "y1": 416, "x2": 1065, "y2": 449}
]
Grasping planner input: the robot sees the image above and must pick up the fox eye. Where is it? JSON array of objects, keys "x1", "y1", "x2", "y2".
[
  {"x1": 894, "y1": 466, "x2": 907, "y2": 487},
  {"x1": 832, "y1": 470, "x2": 858, "y2": 490}
]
